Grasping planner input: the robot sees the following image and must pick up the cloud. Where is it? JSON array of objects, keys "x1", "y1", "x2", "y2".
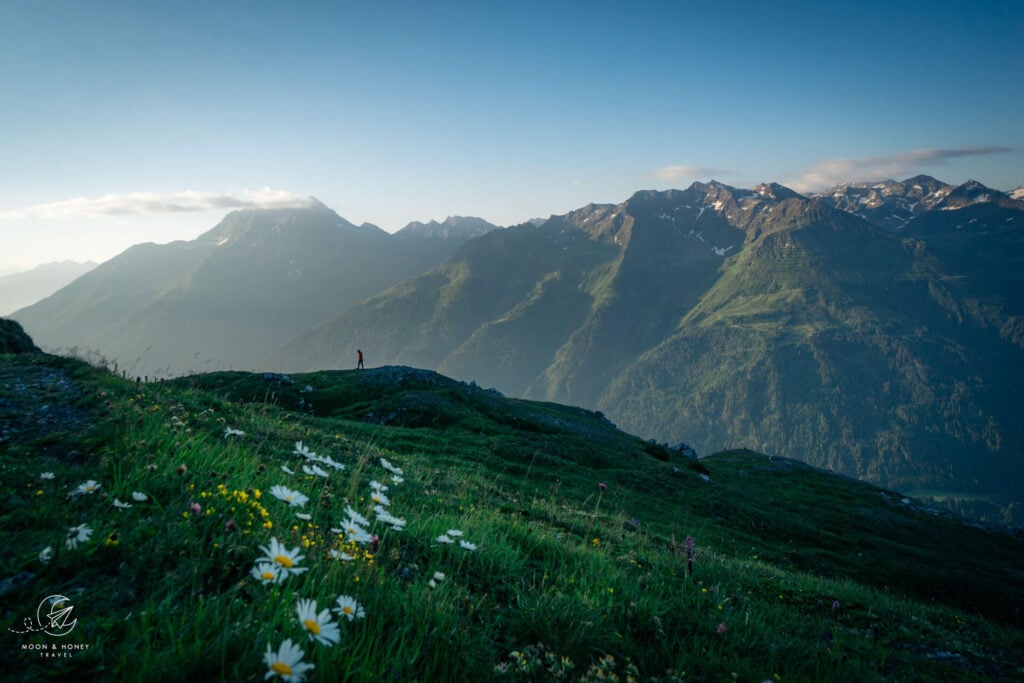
[
  {"x1": 651, "y1": 165, "x2": 732, "y2": 183},
  {"x1": 790, "y1": 146, "x2": 1014, "y2": 192},
  {"x1": 0, "y1": 188, "x2": 312, "y2": 221}
]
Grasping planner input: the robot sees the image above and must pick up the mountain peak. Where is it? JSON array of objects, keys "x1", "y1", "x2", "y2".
[
  {"x1": 395, "y1": 216, "x2": 499, "y2": 240},
  {"x1": 753, "y1": 182, "x2": 804, "y2": 201}
]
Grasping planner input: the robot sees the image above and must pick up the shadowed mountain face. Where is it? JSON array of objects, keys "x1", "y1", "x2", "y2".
[
  {"x1": 273, "y1": 181, "x2": 1024, "y2": 524},
  {"x1": 12, "y1": 201, "x2": 496, "y2": 376}
]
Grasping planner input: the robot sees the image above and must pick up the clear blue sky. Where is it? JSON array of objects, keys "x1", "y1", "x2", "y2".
[{"x1": 1, "y1": 0, "x2": 1021, "y2": 271}]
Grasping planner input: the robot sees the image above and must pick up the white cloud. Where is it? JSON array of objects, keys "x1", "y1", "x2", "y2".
[
  {"x1": 0, "y1": 188, "x2": 312, "y2": 221},
  {"x1": 789, "y1": 146, "x2": 1013, "y2": 192},
  {"x1": 651, "y1": 165, "x2": 731, "y2": 183}
]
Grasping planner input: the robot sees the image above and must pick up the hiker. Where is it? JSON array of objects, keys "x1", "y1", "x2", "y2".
[{"x1": 357, "y1": 349, "x2": 364, "y2": 370}]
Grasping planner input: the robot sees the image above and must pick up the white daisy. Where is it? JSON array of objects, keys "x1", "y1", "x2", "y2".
[
  {"x1": 251, "y1": 561, "x2": 283, "y2": 585},
  {"x1": 369, "y1": 491, "x2": 390, "y2": 507},
  {"x1": 259, "y1": 537, "x2": 308, "y2": 579},
  {"x1": 269, "y1": 485, "x2": 309, "y2": 508},
  {"x1": 436, "y1": 534, "x2": 454, "y2": 544},
  {"x1": 112, "y1": 498, "x2": 132, "y2": 509},
  {"x1": 344, "y1": 506, "x2": 369, "y2": 527},
  {"x1": 329, "y1": 549, "x2": 355, "y2": 561},
  {"x1": 459, "y1": 540, "x2": 478, "y2": 551},
  {"x1": 333, "y1": 595, "x2": 366, "y2": 621},
  {"x1": 131, "y1": 491, "x2": 149, "y2": 502},
  {"x1": 389, "y1": 475, "x2": 404, "y2": 485},
  {"x1": 379, "y1": 458, "x2": 404, "y2": 476},
  {"x1": 369, "y1": 480, "x2": 388, "y2": 493},
  {"x1": 374, "y1": 507, "x2": 406, "y2": 530},
  {"x1": 332, "y1": 519, "x2": 372, "y2": 545},
  {"x1": 295, "y1": 513, "x2": 312, "y2": 521},
  {"x1": 224, "y1": 427, "x2": 245, "y2": 438},
  {"x1": 446, "y1": 529, "x2": 464, "y2": 537},
  {"x1": 69, "y1": 480, "x2": 101, "y2": 497},
  {"x1": 65, "y1": 524, "x2": 92, "y2": 550},
  {"x1": 39, "y1": 546, "x2": 54, "y2": 564},
  {"x1": 301, "y1": 464, "x2": 329, "y2": 478},
  {"x1": 295, "y1": 598, "x2": 340, "y2": 647},
  {"x1": 293, "y1": 441, "x2": 315, "y2": 458},
  {"x1": 281, "y1": 465, "x2": 295, "y2": 475},
  {"x1": 39, "y1": 472, "x2": 55, "y2": 480},
  {"x1": 264, "y1": 638, "x2": 314, "y2": 682},
  {"x1": 311, "y1": 453, "x2": 345, "y2": 471}
]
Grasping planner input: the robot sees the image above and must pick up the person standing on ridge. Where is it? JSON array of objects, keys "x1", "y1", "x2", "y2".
[{"x1": 357, "y1": 349, "x2": 364, "y2": 370}]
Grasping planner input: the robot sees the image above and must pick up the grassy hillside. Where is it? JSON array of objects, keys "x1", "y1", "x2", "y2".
[{"x1": 2, "y1": 350, "x2": 1022, "y2": 681}]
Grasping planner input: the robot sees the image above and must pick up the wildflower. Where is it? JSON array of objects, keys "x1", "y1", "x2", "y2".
[
  {"x1": 112, "y1": 498, "x2": 132, "y2": 509},
  {"x1": 259, "y1": 537, "x2": 308, "y2": 578},
  {"x1": 69, "y1": 479, "x2": 101, "y2": 496},
  {"x1": 189, "y1": 502, "x2": 202, "y2": 515},
  {"x1": 446, "y1": 529, "x2": 464, "y2": 537},
  {"x1": 433, "y1": 571, "x2": 446, "y2": 582},
  {"x1": 459, "y1": 540, "x2": 478, "y2": 551},
  {"x1": 224, "y1": 427, "x2": 245, "y2": 438},
  {"x1": 131, "y1": 491, "x2": 148, "y2": 502},
  {"x1": 40, "y1": 472, "x2": 55, "y2": 480},
  {"x1": 39, "y1": 546, "x2": 54, "y2": 564},
  {"x1": 332, "y1": 519, "x2": 372, "y2": 545},
  {"x1": 436, "y1": 534, "x2": 454, "y2": 544},
  {"x1": 380, "y1": 458, "x2": 403, "y2": 476},
  {"x1": 270, "y1": 485, "x2": 309, "y2": 508},
  {"x1": 264, "y1": 639, "x2": 314, "y2": 681},
  {"x1": 293, "y1": 441, "x2": 315, "y2": 458},
  {"x1": 295, "y1": 598, "x2": 340, "y2": 647},
  {"x1": 333, "y1": 595, "x2": 365, "y2": 621},
  {"x1": 281, "y1": 465, "x2": 295, "y2": 475},
  {"x1": 369, "y1": 480, "x2": 387, "y2": 493},
  {"x1": 344, "y1": 506, "x2": 370, "y2": 527},
  {"x1": 65, "y1": 524, "x2": 92, "y2": 550},
  {"x1": 369, "y1": 490, "x2": 390, "y2": 507},
  {"x1": 598, "y1": 482, "x2": 607, "y2": 491},
  {"x1": 374, "y1": 507, "x2": 406, "y2": 530},
  {"x1": 717, "y1": 622, "x2": 729, "y2": 635},
  {"x1": 251, "y1": 561, "x2": 283, "y2": 585},
  {"x1": 390, "y1": 475, "x2": 404, "y2": 485},
  {"x1": 146, "y1": 464, "x2": 158, "y2": 472},
  {"x1": 177, "y1": 464, "x2": 188, "y2": 476},
  {"x1": 301, "y1": 464, "x2": 329, "y2": 478},
  {"x1": 329, "y1": 549, "x2": 354, "y2": 561},
  {"x1": 104, "y1": 532, "x2": 119, "y2": 547},
  {"x1": 225, "y1": 519, "x2": 238, "y2": 532},
  {"x1": 295, "y1": 512, "x2": 312, "y2": 521},
  {"x1": 315, "y1": 454, "x2": 345, "y2": 471}
]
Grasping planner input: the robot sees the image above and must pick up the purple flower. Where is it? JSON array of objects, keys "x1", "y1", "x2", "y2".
[{"x1": 598, "y1": 482, "x2": 607, "y2": 491}]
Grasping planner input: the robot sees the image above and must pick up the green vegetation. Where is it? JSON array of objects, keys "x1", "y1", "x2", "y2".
[{"x1": 2, "y1": 350, "x2": 1023, "y2": 681}]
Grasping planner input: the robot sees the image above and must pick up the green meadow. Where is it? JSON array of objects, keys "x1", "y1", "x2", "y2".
[{"x1": 2, "y1": 351, "x2": 1022, "y2": 682}]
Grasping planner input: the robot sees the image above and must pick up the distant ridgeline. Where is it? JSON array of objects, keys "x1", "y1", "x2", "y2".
[{"x1": 11, "y1": 178, "x2": 1024, "y2": 525}]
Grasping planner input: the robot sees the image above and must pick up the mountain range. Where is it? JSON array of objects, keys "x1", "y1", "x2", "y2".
[
  {"x1": 0, "y1": 260, "x2": 96, "y2": 316},
  {"x1": 12, "y1": 200, "x2": 496, "y2": 375},
  {"x1": 11, "y1": 176, "x2": 1024, "y2": 524}
]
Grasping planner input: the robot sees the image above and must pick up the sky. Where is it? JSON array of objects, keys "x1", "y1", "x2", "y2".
[{"x1": 1, "y1": 0, "x2": 1021, "y2": 272}]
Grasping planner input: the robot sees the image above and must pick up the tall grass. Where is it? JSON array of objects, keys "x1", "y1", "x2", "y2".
[{"x1": 1, "y1": 356, "x2": 1022, "y2": 681}]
